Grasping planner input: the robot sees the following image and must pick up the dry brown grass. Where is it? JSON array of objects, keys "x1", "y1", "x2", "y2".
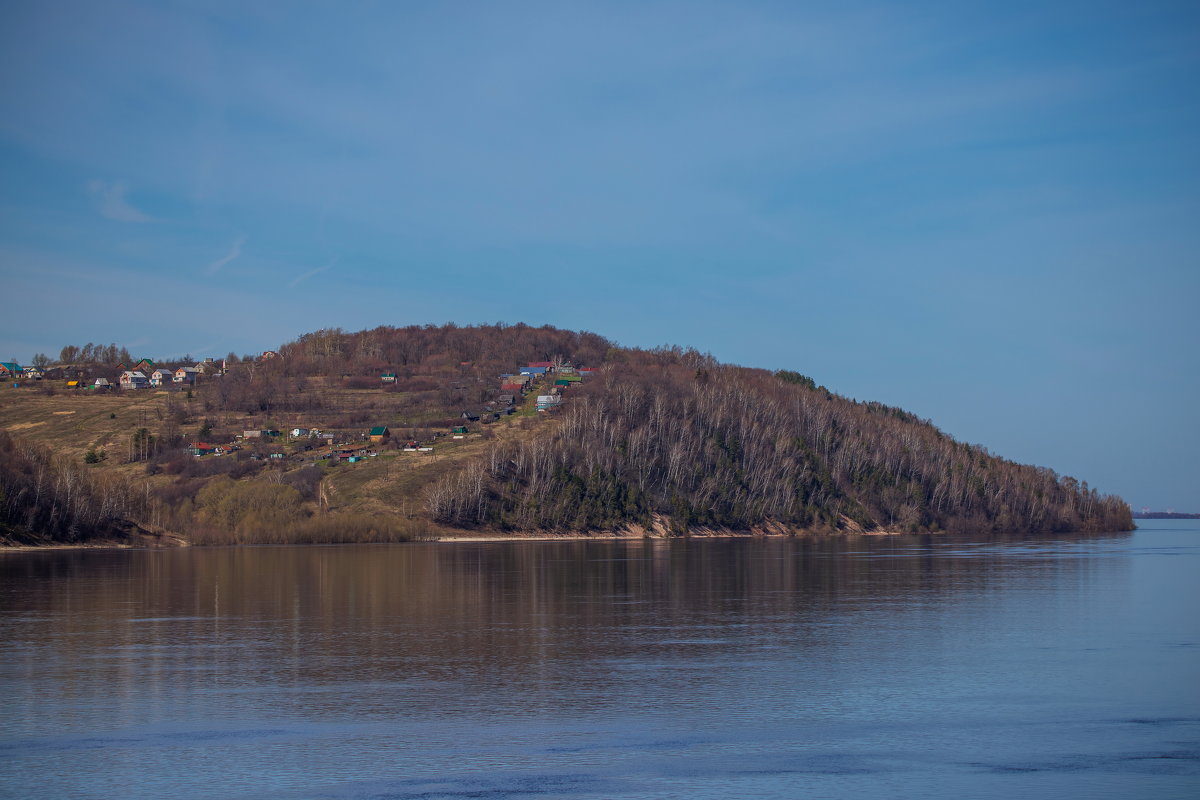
[
  {"x1": 0, "y1": 385, "x2": 186, "y2": 465},
  {"x1": 322, "y1": 416, "x2": 550, "y2": 523},
  {"x1": 0, "y1": 380, "x2": 553, "y2": 544}
]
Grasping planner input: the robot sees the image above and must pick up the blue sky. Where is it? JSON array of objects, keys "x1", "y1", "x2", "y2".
[{"x1": 2, "y1": 1, "x2": 1197, "y2": 510}]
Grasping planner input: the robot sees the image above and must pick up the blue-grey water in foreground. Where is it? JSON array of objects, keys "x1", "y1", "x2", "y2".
[{"x1": 2, "y1": 523, "x2": 1199, "y2": 799}]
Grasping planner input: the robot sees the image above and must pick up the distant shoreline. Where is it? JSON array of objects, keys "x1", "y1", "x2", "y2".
[{"x1": 1132, "y1": 512, "x2": 1200, "y2": 520}]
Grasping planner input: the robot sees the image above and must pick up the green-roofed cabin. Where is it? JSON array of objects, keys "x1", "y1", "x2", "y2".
[{"x1": 369, "y1": 426, "x2": 391, "y2": 442}]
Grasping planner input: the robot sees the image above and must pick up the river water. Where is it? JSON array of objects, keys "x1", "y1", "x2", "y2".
[{"x1": 2, "y1": 523, "x2": 1198, "y2": 799}]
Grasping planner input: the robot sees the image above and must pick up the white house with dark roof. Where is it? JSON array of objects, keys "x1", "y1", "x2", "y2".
[
  {"x1": 149, "y1": 369, "x2": 174, "y2": 387},
  {"x1": 120, "y1": 371, "x2": 148, "y2": 389}
]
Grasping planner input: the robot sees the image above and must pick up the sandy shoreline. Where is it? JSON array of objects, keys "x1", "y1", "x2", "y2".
[
  {"x1": 432, "y1": 531, "x2": 913, "y2": 543},
  {"x1": 1, "y1": 527, "x2": 916, "y2": 551}
]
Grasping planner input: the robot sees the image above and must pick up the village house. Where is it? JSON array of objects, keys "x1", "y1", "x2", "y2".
[
  {"x1": 133, "y1": 358, "x2": 155, "y2": 373},
  {"x1": 380, "y1": 372, "x2": 397, "y2": 384},
  {"x1": 193, "y1": 358, "x2": 224, "y2": 376},
  {"x1": 369, "y1": 426, "x2": 391, "y2": 443},
  {"x1": 333, "y1": 447, "x2": 365, "y2": 462},
  {"x1": 0, "y1": 362, "x2": 23, "y2": 378},
  {"x1": 174, "y1": 367, "x2": 199, "y2": 385},
  {"x1": 149, "y1": 368, "x2": 174, "y2": 387},
  {"x1": 197, "y1": 362, "x2": 216, "y2": 376},
  {"x1": 91, "y1": 377, "x2": 112, "y2": 391},
  {"x1": 291, "y1": 428, "x2": 311, "y2": 438},
  {"x1": 22, "y1": 366, "x2": 44, "y2": 380},
  {"x1": 536, "y1": 394, "x2": 563, "y2": 411},
  {"x1": 120, "y1": 371, "x2": 149, "y2": 390}
]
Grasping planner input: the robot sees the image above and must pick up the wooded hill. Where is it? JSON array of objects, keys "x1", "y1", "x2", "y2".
[
  {"x1": 0, "y1": 323, "x2": 1131, "y2": 545},
  {"x1": 424, "y1": 347, "x2": 1131, "y2": 535}
]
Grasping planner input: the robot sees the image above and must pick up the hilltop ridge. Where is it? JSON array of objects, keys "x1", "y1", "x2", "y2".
[{"x1": 0, "y1": 323, "x2": 1132, "y2": 546}]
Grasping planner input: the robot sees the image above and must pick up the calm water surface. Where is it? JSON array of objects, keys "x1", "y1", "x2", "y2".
[{"x1": 2, "y1": 523, "x2": 1198, "y2": 799}]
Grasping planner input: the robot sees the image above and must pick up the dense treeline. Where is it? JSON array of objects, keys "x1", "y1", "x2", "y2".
[
  {"x1": 44, "y1": 342, "x2": 241, "y2": 367},
  {"x1": 46, "y1": 342, "x2": 134, "y2": 367},
  {"x1": 273, "y1": 323, "x2": 612, "y2": 379},
  {"x1": 187, "y1": 323, "x2": 613, "y2": 423},
  {"x1": 426, "y1": 348, "x2": 1132, "y2": 535},
  {"x1": 0, "y1": 432, "x2": 146, "y2": 543}
]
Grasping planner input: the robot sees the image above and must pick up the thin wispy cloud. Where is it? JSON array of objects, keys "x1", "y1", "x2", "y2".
[
  {"x1": 205, "y1": 235, "x2": 247, "y2": 275},
  {"x1": 87, "y1": 180, "x2": 151, "y2": 222},
  {"x1": 289, "y1": 257, "x2": 336, "y2": 288}
]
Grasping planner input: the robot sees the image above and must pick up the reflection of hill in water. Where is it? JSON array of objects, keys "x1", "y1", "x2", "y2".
[
  {"x1": 9, "y1": 528, "x2": 1196, "y2": 800},
  {"x1": 3, "y1": 534, "x2": 1131, "y2": 693}
]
